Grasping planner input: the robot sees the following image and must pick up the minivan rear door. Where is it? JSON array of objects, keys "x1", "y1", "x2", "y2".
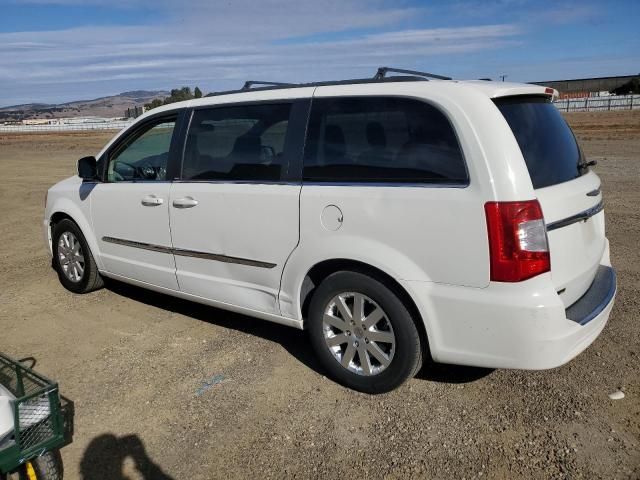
[{"x1": 495, "y1": 96, "x2": 606, "y2": 307}]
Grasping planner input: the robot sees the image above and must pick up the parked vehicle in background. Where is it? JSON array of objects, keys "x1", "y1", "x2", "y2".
[{"x1": 43, "y1": 68, "x2": 616, "y2": 393}]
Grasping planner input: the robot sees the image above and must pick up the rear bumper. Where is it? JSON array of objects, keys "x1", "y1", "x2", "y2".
[
  {"x1": 566, "y1": 265, "x2": 616, "y2": 326},
  {"x1": 404, "y1": 258, "x2": 616, "y2": 370}
]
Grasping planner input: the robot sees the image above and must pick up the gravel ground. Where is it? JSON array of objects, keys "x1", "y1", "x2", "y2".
[{"x1": 0, "y1": 110, "x2": 638, "y2": 479}]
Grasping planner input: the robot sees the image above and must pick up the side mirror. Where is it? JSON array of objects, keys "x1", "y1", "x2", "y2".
[{"x1": 77, "y1": 156, "x2": 98, "y2": 181}]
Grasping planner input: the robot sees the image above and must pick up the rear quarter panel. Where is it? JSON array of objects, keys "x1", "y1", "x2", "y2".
[{"x1": 279, "y1": 82, "x2": 535, "y2": 320}]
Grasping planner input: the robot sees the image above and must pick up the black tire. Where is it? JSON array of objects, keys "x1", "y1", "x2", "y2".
[
  {"x1": 52, "y1": 218, "x2": 103, "y2": 294},
  {"x1": 5, "y1": 450, "x2": 63, "y2": 480},
  {"x1": 28, "y1": 450, "x2": 63, "y2": 480},
  {"x1": 308, "y1": 271, "x2": 423, "y2": 394}
]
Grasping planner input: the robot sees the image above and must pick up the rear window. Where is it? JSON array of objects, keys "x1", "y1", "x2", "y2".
[{"x1": 495, "y1": 96, "x2": 585, "y2": 189}]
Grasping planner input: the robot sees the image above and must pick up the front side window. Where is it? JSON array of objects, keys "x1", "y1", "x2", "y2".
[
  {"x1": 182, "y1": 103, "x2": 292, "y2": 182},
  {"x1": 107, "y1": 118, "x2": 176, "y2": 182},
  {"x1": 303, "y1": 97, "x2": 467, "y2": 184}
]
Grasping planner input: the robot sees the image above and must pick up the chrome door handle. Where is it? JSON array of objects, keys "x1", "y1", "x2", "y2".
[
  {"x1": 172, "y1": 197, "x2": 198, "y2": 208},
  {"x1": 141, "y1": 195, "x2": 164, "y2": 206}
]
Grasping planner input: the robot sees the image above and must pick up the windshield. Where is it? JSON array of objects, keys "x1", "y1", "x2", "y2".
[{"x1": 494, "y1": 96, "x2": 585, "y2": 189}]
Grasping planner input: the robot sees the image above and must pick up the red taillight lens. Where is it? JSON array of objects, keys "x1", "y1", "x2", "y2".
[{"x1": 484, "y1": 200, "x2": 550, "y2": 282}]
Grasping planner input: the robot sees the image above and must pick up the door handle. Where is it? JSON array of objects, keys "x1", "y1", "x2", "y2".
[
  {"x1": 141, "y1": 195, "x2": 164, "y2": 207},
  {"x1": 173, "y1": 197, "x2": 199, "y2": 208}
]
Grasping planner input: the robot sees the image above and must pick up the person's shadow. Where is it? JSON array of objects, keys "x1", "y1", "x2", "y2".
[{"x1": 80, "y1": 433, "x2": 174, "y2": 480}]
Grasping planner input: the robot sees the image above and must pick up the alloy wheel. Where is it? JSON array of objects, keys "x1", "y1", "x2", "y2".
[
  {"x1": 57, "y1": 231, "x2": 85, "y2": 283},
  {"x1": 322, "y1": 292, "x2": 396, "y2": 376}
]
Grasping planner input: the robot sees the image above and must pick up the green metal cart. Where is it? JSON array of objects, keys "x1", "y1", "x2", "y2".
[{"x1": 0, "y1": 353, "x2": 73, "y2": 480}]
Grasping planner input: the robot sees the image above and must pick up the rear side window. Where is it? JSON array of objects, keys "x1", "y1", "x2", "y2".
[
  {"x1": 495, "y1": 96, "x2": 584, "y2": 189},
  {"x1": 182, "y1": 103, "x2": 292, "y2": 182},
  {"x1": 303, "y1": 97, "x2": 467, "y2": 184}
]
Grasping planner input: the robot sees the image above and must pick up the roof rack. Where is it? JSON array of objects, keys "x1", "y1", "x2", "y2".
[
  {"x1": 205, "y1": 67, "x2": 452, "y2": 98},
  {"x1": 242, "y1": 80, "x2": 298, "y2": 90},
  {"x1": 374, "y1": 67, "x2": 451, "y2": 81}
]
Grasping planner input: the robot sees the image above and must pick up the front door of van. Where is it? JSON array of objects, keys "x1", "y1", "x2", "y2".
[
  {"x1": 90, "y1": 114, "x2": 181, "y2": 290},
  {"x1": 168, "y1": 99, "x2": 310, "y2": 314}
]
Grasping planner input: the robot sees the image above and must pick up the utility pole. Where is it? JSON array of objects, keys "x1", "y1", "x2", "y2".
[{"x1": 499, "y1": 74, "x2": 508, "y2": 82}]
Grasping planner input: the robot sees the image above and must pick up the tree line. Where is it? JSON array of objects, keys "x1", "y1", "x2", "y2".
[{"x1": 144, "y1": 86, "x2": 204, "y2": 111}]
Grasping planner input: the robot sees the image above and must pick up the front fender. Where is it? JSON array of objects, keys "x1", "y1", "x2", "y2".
[{"x1": 45, "y1": 181, "x2": 103, "y2": 270}]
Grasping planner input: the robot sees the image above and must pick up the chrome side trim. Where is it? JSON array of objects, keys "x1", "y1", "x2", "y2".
[
  {"x1": 546, "y1": 200, "x2": 604, "y2": 232},
  {"x1": 102, "y1": 236, "x2": 171, "y2": 254},
  {"x1": 101, "y1": 236, "x2": 276, "y2": 269},
  {"x1": 172, "y1": 248, "x2": 276, "y2": 269}
]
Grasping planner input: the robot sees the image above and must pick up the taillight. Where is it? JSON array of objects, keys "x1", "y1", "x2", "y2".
[{"x1": 484, "y1": 200, "x2": 550, "y2": 282}]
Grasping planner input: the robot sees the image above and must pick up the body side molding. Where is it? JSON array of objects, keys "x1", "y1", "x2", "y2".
[{"x1": 102, "y1": 236, "x2": 276, "y2": 269}]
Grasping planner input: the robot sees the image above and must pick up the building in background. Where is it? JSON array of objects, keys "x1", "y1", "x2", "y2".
[
  {"x1": 125, "y1": 106, "x2": 145, "y2": 118},
  {"x1": 531, "y1": 74, "x2": 639, "y2": 99},
  {"x1": 19, "y1": 116, "x2": 130, "y2": 126}
]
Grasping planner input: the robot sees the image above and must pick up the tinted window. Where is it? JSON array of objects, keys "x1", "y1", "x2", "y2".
[
  {"x1": 495, "y1": 96, "x2": 584, "y2": 189},
  {"x1": 107, "y1": 118, "x2": 176, "y2": 182},
  {"x1": 182, "y1": 104, "x2": 292, "y2": 181},
  {"x1": 303, "y1": 97, "x2": 467, "y2": 184}
]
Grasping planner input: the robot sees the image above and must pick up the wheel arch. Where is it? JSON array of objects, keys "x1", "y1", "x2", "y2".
[
  {"x1": 299, "y1": 258, "x2": 431, "y2": 358},
  {"x1": 47, "y1": 202, "x2": 102, "y2": 270},
  {"x1": 50, "y1": 211, "x2": 75, "y2": 227}
]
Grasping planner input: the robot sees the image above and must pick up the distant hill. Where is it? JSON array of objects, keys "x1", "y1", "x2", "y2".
[{"x1": 0, "y1": 90, "x2": 169, "y2": 122}]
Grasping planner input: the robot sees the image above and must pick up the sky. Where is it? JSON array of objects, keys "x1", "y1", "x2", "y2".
[{"x1": 0, "y1": 0, "x2": 638, "y2": 106}]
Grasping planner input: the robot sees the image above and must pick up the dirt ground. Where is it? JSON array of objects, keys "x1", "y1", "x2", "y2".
[{"x1": 0, "y1": 110, "x2": 638, "y2": 479}]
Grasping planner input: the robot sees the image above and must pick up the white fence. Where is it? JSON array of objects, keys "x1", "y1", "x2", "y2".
[
  {"x1": 554, "y1": 94, "x2": 640, "y2": 112},
  {"x1": 2, "y1": 94, "x2": 638, "y2": 133},
  {"x1": 0, "y1": 120, "x2": 134, "y2": 133}
]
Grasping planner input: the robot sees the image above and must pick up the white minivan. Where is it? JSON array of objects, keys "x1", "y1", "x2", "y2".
[{"x1": 44, "y1": 68, "x2": 616, "y2": 393}]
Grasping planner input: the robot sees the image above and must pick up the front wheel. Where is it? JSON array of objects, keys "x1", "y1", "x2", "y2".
[
  {"x1": 307, "y1": 271, "x2": 423, "y2": 394},
  {"x1": 52, "y1": 218, "x2": 103, "y2": 294}
]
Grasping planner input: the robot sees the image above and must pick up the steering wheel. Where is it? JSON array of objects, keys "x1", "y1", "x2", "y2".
[{"x1": 112, "y1": 160, "x2": 159, "y2": 181}]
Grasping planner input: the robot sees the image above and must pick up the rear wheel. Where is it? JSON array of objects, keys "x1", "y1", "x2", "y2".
[
  {"x1": 308, "y1": 271, "x2": 423, "y2": 393},
  {"x1": 52, "y1": 219, "x2": 103, "y2": 294}
]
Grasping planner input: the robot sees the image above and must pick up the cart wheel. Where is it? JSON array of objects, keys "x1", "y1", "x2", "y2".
[{"x1": 6, "y1": 451, "x2": 63, "y2": 480}]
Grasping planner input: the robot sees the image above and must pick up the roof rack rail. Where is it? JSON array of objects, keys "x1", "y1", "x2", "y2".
[
  {"x1": 203, "y1": 68, "x2": 451, "y2": 98},
  {"x1": 374, "y1": 67, "x2": 451, "y2": 81},
  {"x1": 242, "y1": 80, "x2": 298, "y2": 90}
]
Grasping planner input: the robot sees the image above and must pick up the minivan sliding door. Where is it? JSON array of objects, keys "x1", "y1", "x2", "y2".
[{"x1": 169, "y1": 97, "x2": 311, "y2": 315}]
